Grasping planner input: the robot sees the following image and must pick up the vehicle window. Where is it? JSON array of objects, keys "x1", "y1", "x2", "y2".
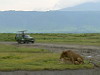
[{"x1": 25, "y1": 35, "x2": 30, "y2": 38}]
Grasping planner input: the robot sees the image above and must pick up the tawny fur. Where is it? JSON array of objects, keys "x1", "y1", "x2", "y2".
[{"x1": 60, "y1": 50, "x2": 84, "y2": 64}]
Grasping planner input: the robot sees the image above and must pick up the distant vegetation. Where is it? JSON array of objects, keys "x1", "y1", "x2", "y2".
[{"x1": 1, "y1": 33, "x2": 100, "y2": 46}]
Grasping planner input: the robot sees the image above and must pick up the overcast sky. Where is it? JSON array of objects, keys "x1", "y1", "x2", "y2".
[{"x1": 0, "y1": 0, "x2": 99, "y2": 11}]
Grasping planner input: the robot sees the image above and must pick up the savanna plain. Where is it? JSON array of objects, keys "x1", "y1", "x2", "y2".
[{"x1": 0, "y1": 33, "x2": 100, "y2": 71}]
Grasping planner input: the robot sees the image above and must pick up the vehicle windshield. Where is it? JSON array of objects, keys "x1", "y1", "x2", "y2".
[{"x1": 24, "y1": 35, "x2": 31, "y2": 38}]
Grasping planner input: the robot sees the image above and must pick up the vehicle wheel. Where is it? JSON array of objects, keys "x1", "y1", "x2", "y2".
[
  {"x1": 23, "y1": 41, "x2": 26, "y2": 44},
  {"x1": 31, "y1": 41, "x2": 34, "y2": 43},
  {"x1": 25, "y1": 41, "x2": 29, "y2": 44},
  {"x1": 18, "y1": 41, "x2": 21, "y2": 44}
]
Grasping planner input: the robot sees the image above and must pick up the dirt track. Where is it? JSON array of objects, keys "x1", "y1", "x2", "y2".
[
  {"x1": 1, "y1": 42, "x2": 100, "y2": 52},
  {"x1": 0, "y1": 42, "x2": 100, "y2": 54}
]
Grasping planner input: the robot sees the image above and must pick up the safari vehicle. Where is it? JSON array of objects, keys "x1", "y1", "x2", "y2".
[{"x1": 15, "y1": 30, "x2": 35, "y2": 44}]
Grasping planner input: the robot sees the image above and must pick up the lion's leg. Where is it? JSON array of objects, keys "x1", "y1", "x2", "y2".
[
  {"x1": 74, "y1": 61, "x2": 80, "y2": 65},
  {"x1": 71, "y1": 57, "x2": 75, "y2": 64},
  {"x1": 63, "y1": 57, "x2": 72, "y2": 64}
]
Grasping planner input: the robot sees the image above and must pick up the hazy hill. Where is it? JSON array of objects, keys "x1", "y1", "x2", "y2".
[
  {"x1": 60, "y1": 2, "x2": 100, "y2": 11},
  {"x1": 0, "y1": 11, "x2": 100, "y2": 33}
]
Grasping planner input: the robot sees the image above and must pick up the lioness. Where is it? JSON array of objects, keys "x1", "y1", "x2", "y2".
[{"x1": 60, "y1": 50, "x2": 84, "y2": 64}]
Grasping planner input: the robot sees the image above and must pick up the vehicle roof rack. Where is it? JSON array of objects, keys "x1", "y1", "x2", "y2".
[{"x1": 18, "y1": 30, "x2": 27, "y2": 32}]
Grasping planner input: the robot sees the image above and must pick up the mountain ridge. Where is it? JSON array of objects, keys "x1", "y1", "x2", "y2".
[
  {"x1": 0, "y1": 11, "x2": 100, "y2": 33},
  {"x1": 60, "y1": 2, "x2": 100, "y2": 11}
]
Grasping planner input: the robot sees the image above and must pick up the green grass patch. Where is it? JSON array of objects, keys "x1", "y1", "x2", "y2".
[
  {"x1": 0, "y1": 53, "x2": 93, "y2": 71},
  {"x1": 0, "y1": 44, "x2": 94, "y2": 71}
]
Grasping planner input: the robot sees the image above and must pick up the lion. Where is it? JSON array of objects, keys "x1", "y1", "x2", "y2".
[{"x1": 60, "y1": 50, "x2": 84, "y2": 64}]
